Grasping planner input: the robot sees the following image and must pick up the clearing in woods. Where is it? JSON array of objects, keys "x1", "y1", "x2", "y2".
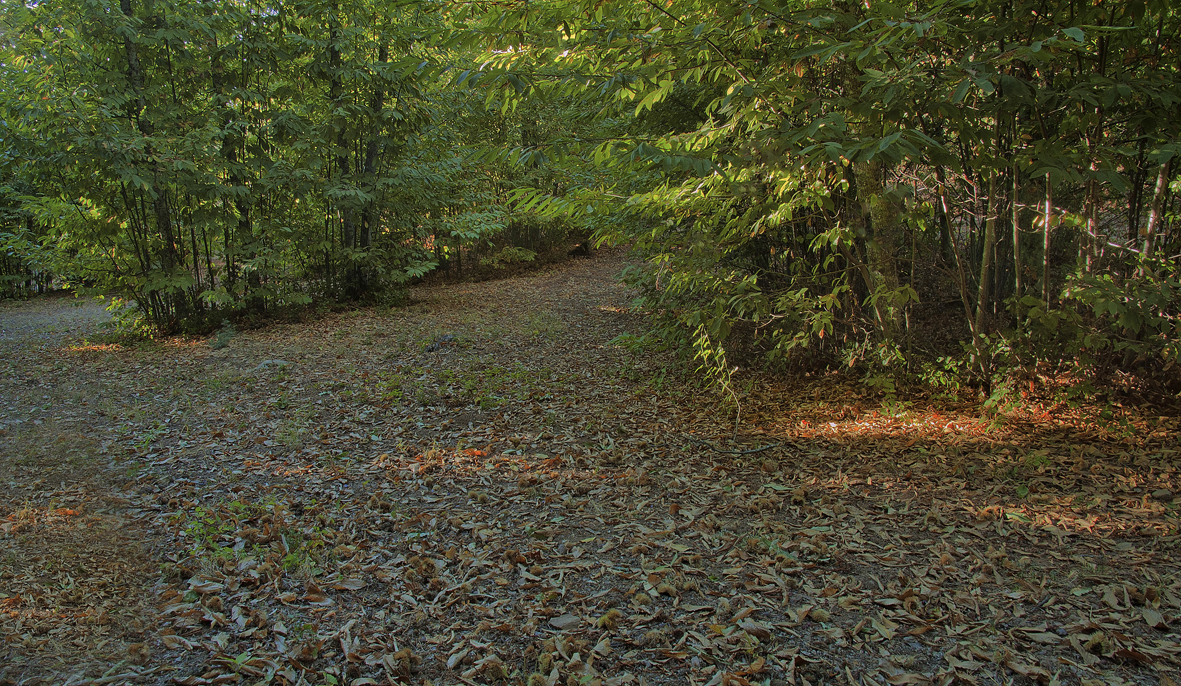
[{"x1": 1, "y1": 251, "x2": 1179, "y2": 686}]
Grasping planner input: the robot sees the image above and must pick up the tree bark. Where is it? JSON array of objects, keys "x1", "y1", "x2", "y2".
[
  {"x1": 1012, "y1": 162, "x2": 1022, "y2": 298},
  {"x1": 1042, "y1": 177, "x2": 1053, "y2": 304},
  {"x1": 121, "y1": 0, "x2": 183, "y2": 324},
  {"x1": 934, "y1": 166, "x2": 952, "y2": 262},
  {"x1": 975, "y1": 173, "x2": 998, "y2": 337},
  {"x1": 328, "y1": 2, "x2": 358, "y2": 296},
  {"x1": 361, "y1": 42, "x2": 388, "y2": 254},
  {"x1": 854, "y1": 160, "x2": 903, "y2": 340},
  {"x1": 1142, "y1": 158, "x2": 1172, "y2": 261}
]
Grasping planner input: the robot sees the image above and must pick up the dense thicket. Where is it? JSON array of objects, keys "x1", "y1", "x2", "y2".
[
  {"x1": 470, "y1": 0, "x2": 1181, "y2": 395},
  {"x1": 2, "y1": 0, "x2": 1179, "y2": 396},
  {"x1": 0, "y1": 0, "x2": 600, "y2": 330}
]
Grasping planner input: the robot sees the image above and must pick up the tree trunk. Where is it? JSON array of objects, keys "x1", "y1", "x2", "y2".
[
  {"x1": 1042, "y1": 177, "x2": 1053, "y2": 304},
  {"x1": 1083, "y1": 176, "x2": 1098, "y2": 274},
  {"x1": 1142, "y1": 158, "x2": 1172, "y2": 262},
  {"x1": 212, "y1": 45, "x2": 255, "y2": 310},
  {"x1": 121, "y1": 0, "x2": 183, "y2": 325},
  {"x1": 934, "y1": 166, "x2": 952, "y2": 262},
  {"x1": 359, "y1": 41, "x2": 389, "y2": 281},
  {"x1": 328, "y1": 3, "x2": 358, "y2": 296},
  {"x1": 1011, "y1": 162, "x2": 1022, "y2": 298},
  {"x1": 975, "y1": 173, "x2": 998, "y2": 337},
  {"x1": 1082, "y1": 106, "x2": 1104, "y2": 274},
  {"x1": 854, "y1": 160, "x2": 902, "y2": 340},
  {"x1": 1127, "y1": 140, "x2": 1147, "y2": 242}
]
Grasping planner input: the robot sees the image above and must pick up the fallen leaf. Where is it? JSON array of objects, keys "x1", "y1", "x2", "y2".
[
  {"x1": 738, "y1": 620, "x2": 771, "y2": 640},
  {"x1": 549, "y1": 614, "x2": 581, "y2": 631},
  {"x1": 1143, "y1": 606, "x2": 1168, "y2": 629},
  {"x1": 1005, "y1": 658, "x2": 1050, "y2": 682}
]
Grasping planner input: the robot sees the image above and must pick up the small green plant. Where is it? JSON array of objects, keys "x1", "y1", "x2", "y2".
[
  {"x1": 609, "y1": 331, "x2": 664, "y2": 354},
  {"x1": 861, "y1": 372, "x2": 897, "y2": 396},
  {"x1": 982, "y1": 380, "x2": 1019, "y2": 428},
  {"x1": 182, "y1": 506, "x2": 238, "y2": 558},
  {"x1": 480, "y1": 245, "x2": 537, "y2": 269},
  {"x1": 525, "y1": 311, "x2": 564, "y2": 340},
  {"x1": 413, "y1": 385, "x2": 435, "y2": 406},
  {"x1": 100, "y1": 296, "x2": 155, "y2": 340},
  {"x1": 878, "y1": 397, "x2": 912, "y2": 419},
  {"x1": 135, "y1": 421, "x2": 168, "y2": 451},
  {"x1": 210, "y1": 319, "x2": 237, "y2": 350},
  {"x1": 918, "y1": 356, "x2": 967, "y2": 398},
  {"x1": 376, "y1": 373, "x2": 406, "y2": 403},
  {"x1": 1023, "y1": 451, "x2": 1051, "y2": 470}
]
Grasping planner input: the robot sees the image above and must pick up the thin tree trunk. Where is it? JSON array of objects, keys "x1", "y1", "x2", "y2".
[
  {"x1": 1012, "y1": 162, "x2": 1022, "y2": 297},
  {"x1": 1128, "y1": 140, "x2": 1147, "y2": 242},
  {"x1": 190, "y1": 220, "x2": 201, "y2": 291},
  {"x1": 120, "y1": 0, "x2": 184, "y2": 325},
  {"x1": 1082, "y1": 105, "x2": 1104, "y2": 274},
  {"x1": 1142, "y1": 158, "x2": 1172, "y2": 262},
  {"x1": 329, "y1": 6, "x2": 358, "y2": 295},
  {"x1": 1083, "y1": 177, "x2": 1098, "y2": 273},
  {"x1": 975, "y1": 173, "x2": 998, "y2": 337},
  {"x1": 1042, "y1": 177, "x2": 1053, "y2": 304},
  {"x1": 854, "y1": 160, "x2": 902, "y2": 340},
  {"x1": 934, "y1": 166, "x2": 952, "y2": 262},
  {"x1": 359, "y1": 40, "x2": 389, "y2": 291},
  {"x1": 212, "y1": 43, "x2": 255, "y2": 311}
]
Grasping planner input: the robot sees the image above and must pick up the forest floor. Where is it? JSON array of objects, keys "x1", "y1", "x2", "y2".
[{"x1": 2, "y1": 250, "x2": 1180, "y2": 686}]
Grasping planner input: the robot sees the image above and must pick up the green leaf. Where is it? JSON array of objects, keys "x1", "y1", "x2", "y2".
[{"x1": 951, "y1": 78, "x2": 971, "y2": 103}]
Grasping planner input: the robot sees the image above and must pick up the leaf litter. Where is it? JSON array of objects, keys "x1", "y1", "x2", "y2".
[{"x1": 1, "y1": 253, "x2": 1180, "y2": 686}]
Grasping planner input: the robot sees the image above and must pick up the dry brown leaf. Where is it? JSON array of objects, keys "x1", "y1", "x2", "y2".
[
  {"x1": 737, "y1": 620, "x2": 771, "y2": 640},
  {"x1": 1005, "y1": 658, "x2": 1051, "y2": 683},
  {"x1": 1143, "y1": 606, "x2": 1169, "y2": 629}
]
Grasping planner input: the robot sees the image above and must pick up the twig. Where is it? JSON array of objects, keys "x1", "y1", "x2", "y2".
[
  {"x1": 686, "y1": 436, "x2": 781, "y2": 456},
  {"x1": 83, "y1": 674, "x2": 141, "y2": 686},
  {"x1": 711, "y1": 532, "x2": 745, "y2": 557},
  {"x1": 79, "y1": 667, "x2": 164, "y2": 686}
]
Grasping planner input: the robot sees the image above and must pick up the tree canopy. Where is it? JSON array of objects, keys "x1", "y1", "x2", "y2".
[{"x1": 1, "y1": 0, "x2": 1179, "y2": 394}]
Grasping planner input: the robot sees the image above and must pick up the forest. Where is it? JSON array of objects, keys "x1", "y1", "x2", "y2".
[
  {"x1": 2, "y1": 1, "x2": 1181, "y2": 685},
  {"x1": 1, "y1": 0, "x2": 1178, "y2": 396}
]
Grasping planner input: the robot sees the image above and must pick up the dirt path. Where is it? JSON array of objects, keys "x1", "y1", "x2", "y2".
[
  {"x1": 0, "y1": 295, "x2": 158, "y2": 684},
  {"x1": 2, "y1": 253, "x2": 1180, "y2": 686},
  {"x1": 0, "y1": 295, "x2": 111, "y2": 346}
]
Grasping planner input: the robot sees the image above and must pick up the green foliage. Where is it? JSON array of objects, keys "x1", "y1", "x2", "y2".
[
  {"x1": 462, "y1": 0, "x2": 1181, "y2": 396},
  {"x1": 1067, "y1": 262, "x2": 1181, "y2": 368},
  {"x1": 0, "y1": 0, "x2": 449, "y2": 328},
  {"x1": 0, "y1": 219, "x2": 55, "y2": 298},
  {"x1": 480, "y1": 246, "x2": 537, "y2": 270},
  {"x1": 91, "y1": 296, "x2": 154, "y2": 341},
  {"x1": 0, "y1": 0, "x2": 1177, "y2": 399},
  {"x1": 209, "y1": 320, "x2": 238, "y2": 351}
]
